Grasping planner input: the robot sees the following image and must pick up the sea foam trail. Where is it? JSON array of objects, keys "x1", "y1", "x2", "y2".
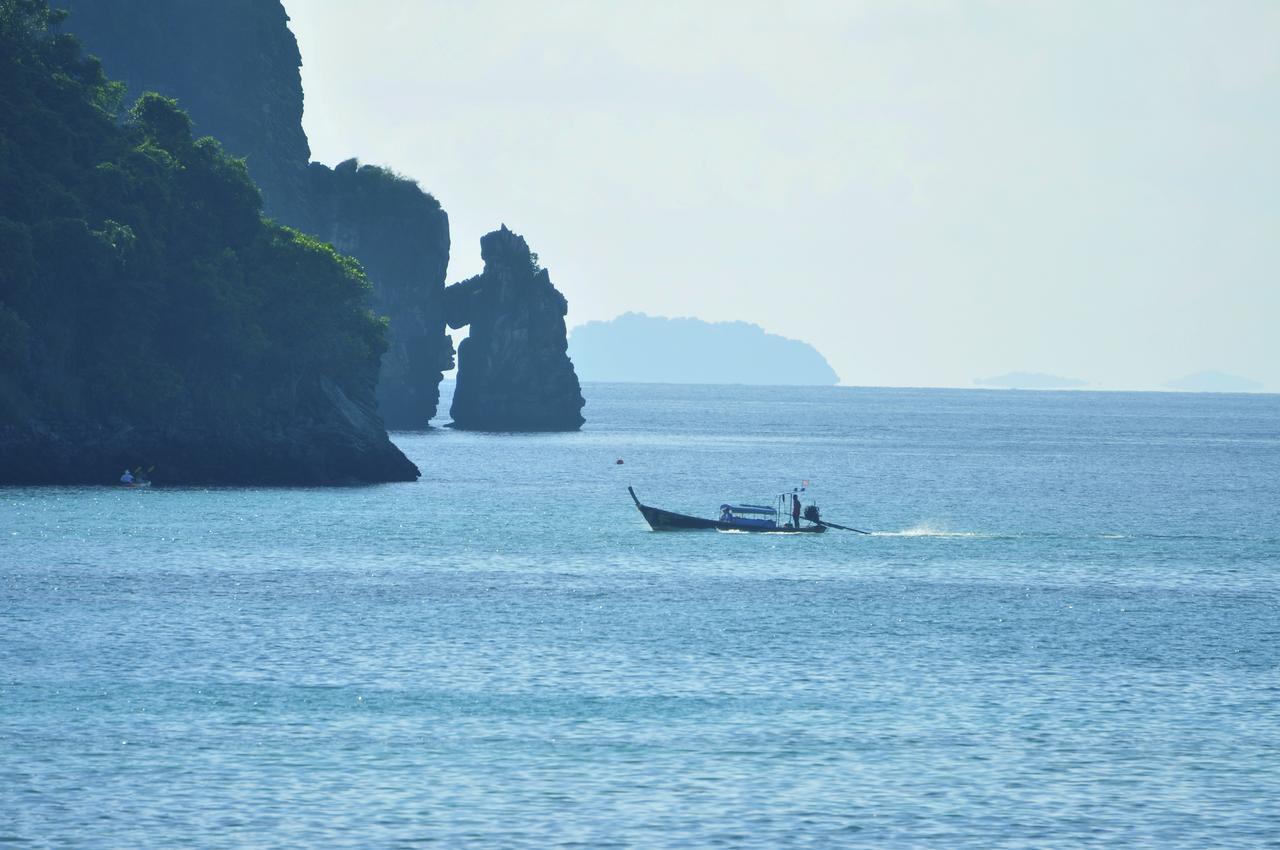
[{"x1": 872, "y1": 524, "x2": 981, "y2": 538}]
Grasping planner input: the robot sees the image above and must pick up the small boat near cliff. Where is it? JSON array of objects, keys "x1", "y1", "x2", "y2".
[
  {"x1": 119, "y1": 468, "x2": 152, "y2": 489},
  {"x1": 628, "y1": 486, "x2": 829, "y2": 533}
]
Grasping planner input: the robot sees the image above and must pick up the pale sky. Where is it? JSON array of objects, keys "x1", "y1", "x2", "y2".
[{"x1": 282, "y1": 0, "x2": 1279, "y2": 390}]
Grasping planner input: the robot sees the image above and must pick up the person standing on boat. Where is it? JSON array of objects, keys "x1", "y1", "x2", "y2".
[{"x1": 791, "y1": 493, "x2": 802, "y2": 528}]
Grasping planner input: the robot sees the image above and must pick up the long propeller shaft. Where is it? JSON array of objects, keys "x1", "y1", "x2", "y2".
[{"x1": 820, "y1": 520, "x2": 872, "y2": 534}]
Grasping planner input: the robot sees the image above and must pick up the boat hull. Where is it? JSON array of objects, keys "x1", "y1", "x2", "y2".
[{"x1": 629, "y1": 487, "x2": 825, "y2": 533}]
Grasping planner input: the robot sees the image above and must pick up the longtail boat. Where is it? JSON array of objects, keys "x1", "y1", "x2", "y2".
[{"x1": 628, "y1": 486, "x2": 827, "y2": 533}]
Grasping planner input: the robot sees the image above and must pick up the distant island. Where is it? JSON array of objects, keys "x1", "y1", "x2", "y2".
[
  {"x1": 568, "y1": 313, "x2": 840, "y2": 385},
  {"x1": 1164, "y1": 371, "x2": 1264, "y2": 393},
  {"x1": 974, "y1": 372, "x2": 1088, "y2": 390}
]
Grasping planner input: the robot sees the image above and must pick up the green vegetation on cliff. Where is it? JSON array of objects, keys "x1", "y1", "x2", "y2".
[
  {"x1": 296, "y1": 158, "x2": 454, "y2": 429},
  {"x1": 0, "y1": 0, "x2": 417, "y2": 483},
  {"x1": 53, "y1": 0, "x2": 585, "y2": 431},
  {"x1": 61, "y1": 2, "x2": 457, "y2": 428},
  {"x1": 57, "y1": 0, "x2": 310, "y2": 222}
]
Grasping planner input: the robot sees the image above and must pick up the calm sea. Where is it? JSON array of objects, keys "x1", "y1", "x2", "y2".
[{"x1": 3, "y1": 384, "x2": 1279, "y2": 848}]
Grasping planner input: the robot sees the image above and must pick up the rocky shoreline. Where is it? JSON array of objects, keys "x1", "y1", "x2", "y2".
[{"x1": 1, "y1": 380, "x2": 419, "y2": 486}]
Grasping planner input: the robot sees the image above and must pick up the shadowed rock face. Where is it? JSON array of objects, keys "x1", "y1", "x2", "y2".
[
  {"x1": 59, "y1": 0, "x2": 311, "y2": 223},
  {"x1": 0, "y1": 4, "x2": 419, "y2": 485},
  {"x1": 445, "y1": 227, "x2": 585, "y2": 431},
  {"x1": 0, "y1": 378, "x2": 420, "y2": 486},
  {"x1": 294, "y1": 159, "x2": 455, "y2": 428}
]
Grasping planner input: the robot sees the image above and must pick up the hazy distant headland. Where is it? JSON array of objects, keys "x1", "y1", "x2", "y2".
[
  {"x1": 569, "y1": 313, "x2": 840, "y2": 385},
  {"x1": 974, "y1": 372, "x2": 1088, "y2": 390},
  {"x1": 1164, "y1": 371, "x2": 1265, "y2": 393},
  {"x1": 974, "y1": 370, "x2": 1272, "y2": 393}
]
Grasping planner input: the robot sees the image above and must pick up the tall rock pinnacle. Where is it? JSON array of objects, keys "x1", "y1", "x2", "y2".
[{"x1": 445, "y1": 226, "x2": 586, "y2": 431}]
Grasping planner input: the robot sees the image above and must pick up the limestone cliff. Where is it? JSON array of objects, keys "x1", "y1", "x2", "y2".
[
  {"x1": 1, "y1": 377, "x2": 421, "y2": 486},
  {"x1": 0, "y1": 6, "x2": 417, "y2": 485},
  {"x1": 293, "y1": 159, "x2": 455, "y2": 428},
  {"x1": 445, "y1": 227, "x2": 585, "y2": 431},
  {"x1": 61, "y1": 0, "x2": 453, "y2": 429},
  {"x1": 59, "y1": 0, "x2": 310, "y2": 222}
]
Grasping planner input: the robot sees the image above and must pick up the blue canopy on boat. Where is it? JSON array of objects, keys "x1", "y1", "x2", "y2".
[{"x1": 720, "y1": 504, "x2": 777, "y2": 515}]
